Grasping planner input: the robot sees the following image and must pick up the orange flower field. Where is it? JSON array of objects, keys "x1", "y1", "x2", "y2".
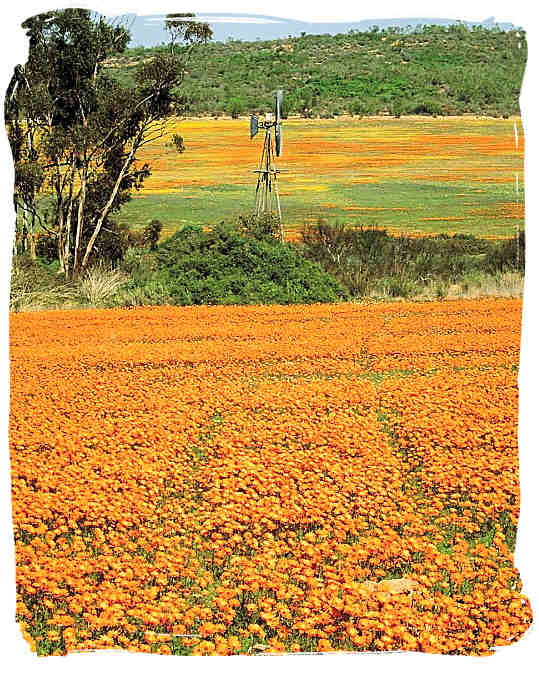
[{"x1": 10, "y1": 299, "x2": 532, "y2": 656}]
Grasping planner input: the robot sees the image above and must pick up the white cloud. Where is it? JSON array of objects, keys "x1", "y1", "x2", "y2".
[{"x1": 144, "y1": 15, "x2": 285, "y2": 25}]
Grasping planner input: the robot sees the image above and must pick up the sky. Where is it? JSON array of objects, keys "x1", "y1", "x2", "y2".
[{"x1": 114, "y1": 13, "x2": 518, "y2": 46}]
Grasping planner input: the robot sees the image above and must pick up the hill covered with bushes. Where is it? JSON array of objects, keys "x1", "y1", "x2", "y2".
[{"x1": 106, "y1": 24, "x2": 527, "y2": 118}]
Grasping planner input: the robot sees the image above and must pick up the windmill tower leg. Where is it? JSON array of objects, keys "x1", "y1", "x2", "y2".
[
  {"x1": 255, "y1": 130, "x2": 267, "y2": 216},
  {"x1": 274, "y1": 181, "x2": 283, "y2": 242}
]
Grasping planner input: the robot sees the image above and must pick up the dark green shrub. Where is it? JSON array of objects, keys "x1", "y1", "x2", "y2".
[
  {"x1": 228, "y1": 98, "x2": 245, "y2": 119},
  {"x1": 484, "y1": 231, "x2": 525, "y2": 273},
  {"x1": 384, "y1": 276, "x2": 418, "y2": 298},
  {"x1": 127, "y1": 229, "x2": 145, "y2": 248},
  {"x1": 238, "y1": 212, "x2": 281, "y2": 239},
  {"x1": 35, "y1": 233, "x2": 58, "y2": 262},
  {"x1": 151, "y1": 223, "x2": 346, "y2": 305},
  {"x1": 87, "y1": 220, "x2": 130, "y2": 267},
  {"x1": 120, "y1": 247, "x2": 159, "y2": 277},
  {"x1": 301, "y1": 220, "x2": 523, "y2": 298}
]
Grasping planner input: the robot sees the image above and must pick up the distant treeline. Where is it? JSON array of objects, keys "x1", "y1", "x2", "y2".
[{"x1": 106, "y1": 24, "x2": 527, "y2": 118}]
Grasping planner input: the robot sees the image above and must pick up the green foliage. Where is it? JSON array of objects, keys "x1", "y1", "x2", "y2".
[
  {"x1": 142, "y1": 219, "x2": 163, "y2": 250},
  {"x1": 120, "y1": 247, "x2": 159, "y2": 276},
  {"x1": 36, "y1": 219, "x2": 131, "y2": 267},
  {"x1": 301, "y1": 219, "x2": 524, "y2": 298},
  {"x1": 131, "y1": 223, "x2": 346, "y2": 306},
  {"x1": 484, "y1": 229, "x2": 525, "y2": 273},
  {"x1": 88, "y1": 221, "x2": 131, "y2": 266},
  {"x1": 35, "y1": 233, "x2": 58, "y2": 262},
  {"x1": 107, "y1": 25, "x2": 527, "y2": 117},
  {"x1": 227, "y1": 98, "x2": 246, "y2": 119},
  {"x1": 11, "y1": 221, "x2": 524, "y2": 310},
  {"x1": 165, "y1": 12, "x2": 213, "y2": 54},
  {"x1": 238, "y1": 212, "x2": 281, "y2": 239},
  {"x1": 9, "y1": 256, "x2": 74, "y2": 311}
]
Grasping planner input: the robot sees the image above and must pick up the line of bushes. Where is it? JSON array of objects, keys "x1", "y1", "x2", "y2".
[
  {"x1": 11, "y1": 216, "x2": 525, "y2": 311},
  {"x1": 300, "y1": 220, "x2": 524, "y2": 298},
  {"x1": 12, "y1": 218, "x2": 347, "y2": 310}
]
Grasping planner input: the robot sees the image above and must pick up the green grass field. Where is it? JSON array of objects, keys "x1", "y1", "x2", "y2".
[{"x1": 115, "y1": 116, "x2": 524, "y2": 240}]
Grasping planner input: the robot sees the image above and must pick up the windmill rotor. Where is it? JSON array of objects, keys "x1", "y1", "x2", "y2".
[
  {"x1": 275, "y1": 89, "x2": 283, "y2": 123},
  {"x1": 275, "y1": 123, "x2": 283, "y2": 157},
  {"x1": 250, "y1": 114, "x2": 259, "y2": 139}
]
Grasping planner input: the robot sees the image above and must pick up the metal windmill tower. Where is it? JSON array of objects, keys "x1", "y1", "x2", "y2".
[{"x1": 250, "y1": 90, "x2": 284, "y2": 241}]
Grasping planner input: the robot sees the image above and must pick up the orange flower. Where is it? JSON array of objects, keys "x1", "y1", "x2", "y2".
[{"x1": 9, "y1": 298, "x2": 532, "y2": 656}]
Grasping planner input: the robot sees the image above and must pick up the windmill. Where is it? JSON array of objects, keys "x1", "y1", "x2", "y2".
[{"x1": 250, "y1": 90, "x2": 284, "y2": 241}]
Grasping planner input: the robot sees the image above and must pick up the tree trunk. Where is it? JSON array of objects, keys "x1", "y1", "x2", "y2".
[
  {"x1": 57, "y1": 207, "x2": 66, "y2": 275},
  {"x1": 80, "y1": 131, "x2": 143, "y2": 271},
  {"x1": 54, "y1": 157, "x2": 66, "y2": 273},
  {"x1": 63, "y1": 196, "x2": 74, "y2": 279},
  {"x1": 29, "y1": 211, "x2": 36, "y2": 260},
  {"x1": 14, "y1": 202, "x2": 22, "y2": 257},
  {"x1": 72, "y1": 163, "x2": 88, "y2": 278},
  {"x1": 58, "y1": 156, "x2": 76, "y2": 278},
  {"x1": 21, "y1": 205, "x2": 28, "y2": 254}
]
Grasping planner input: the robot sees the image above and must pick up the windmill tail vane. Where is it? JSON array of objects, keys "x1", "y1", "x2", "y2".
[{"x1": 250, "y1": 89, "x2": 285, "y2": 242}]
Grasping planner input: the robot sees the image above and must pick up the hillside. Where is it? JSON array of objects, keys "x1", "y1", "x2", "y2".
[{"x1": 106, "y1": 24, "x2": 527, "y2": 118}]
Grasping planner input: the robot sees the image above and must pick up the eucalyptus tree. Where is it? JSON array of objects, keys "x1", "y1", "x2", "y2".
[
  {"x1": 5, "y1": 8, "x2": 212, "y2": 277},
  {"x1": 5, "y1": 65, "x2": 44, "y2": 259},
  {"x1": 165, "y1": 12, "x2": 212, "y2": 54}
]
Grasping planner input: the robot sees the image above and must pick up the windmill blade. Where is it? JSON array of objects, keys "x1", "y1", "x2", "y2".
[
  {"x1": 250, "y1": 114, "x2": 259, "y2": 139},
  {"x1": 275, "y1": 123, "x2": 283, "y2": 157},
  {"x1": 275, "y1": 89, "x2": 283, "y2": 123}
]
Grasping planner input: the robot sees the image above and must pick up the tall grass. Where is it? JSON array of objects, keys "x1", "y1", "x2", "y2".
[
  {"x1": 10, "y1": 259, "x2": 75, "y2": 312},
  {"x1": 10, "y1": 260, "x2": 129, "y2": 311},
  {"x1": 77, "y1": 267, "x2": 128, "y2": 306}
]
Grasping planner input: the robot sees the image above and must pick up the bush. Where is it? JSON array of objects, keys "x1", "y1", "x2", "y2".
[
  {"x1": 142, "y1": 219, "x2": 163, "y2": 250},
  {"x1": 120, "y1": 247, "x2": 159, "y2": 277},
  {"x1": 36, "y1": 220, "x2": 132, "y2": 267},
  {"x1": 106, "y1": 277, "x2": 172, "y2": 308},
  {"x1": 238, "y1": 212, "x2": 281, "y2": 239},
  {"x1": 35, "y1": 234, "x2": 58, "y2": 262},
  {"x1": 301, "y1": 220, "x2": 524, "y2": 299},
  {"x1": 10, "y1": 256, "x2": 74, "y2": 311},
  {"x1": 149, "y1": 223, "x2": 346, "y2": 305},
  {"x1": 228, "y1": 98, "x2": 245, "y2": 119},
  {"x1": 384, "y1": 276, "x2": 418, "y2": 298},
  {"x1": 484, "y1": 231, "x2": 525, "y2": 273},
  {"x1": 89, "y1": 221, "x2": 131, "y2": 266},
  {"x1": 171, "y1": 134, "x2": 185, "y2": 153}
]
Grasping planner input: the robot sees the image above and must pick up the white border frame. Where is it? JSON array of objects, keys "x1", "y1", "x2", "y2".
[{"x1": 1, "y1": 3, "x2": 537, "y2": 676}]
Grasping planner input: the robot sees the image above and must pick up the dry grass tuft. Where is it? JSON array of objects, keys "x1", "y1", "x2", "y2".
[{"x1": 77, "y1": 267, "x2": 128, "y2": 306}]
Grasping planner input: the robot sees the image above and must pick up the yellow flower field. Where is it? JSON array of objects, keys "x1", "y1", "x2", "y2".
[{"x1": 10, "y1": 298, "x2": 532, "y2": 655}]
